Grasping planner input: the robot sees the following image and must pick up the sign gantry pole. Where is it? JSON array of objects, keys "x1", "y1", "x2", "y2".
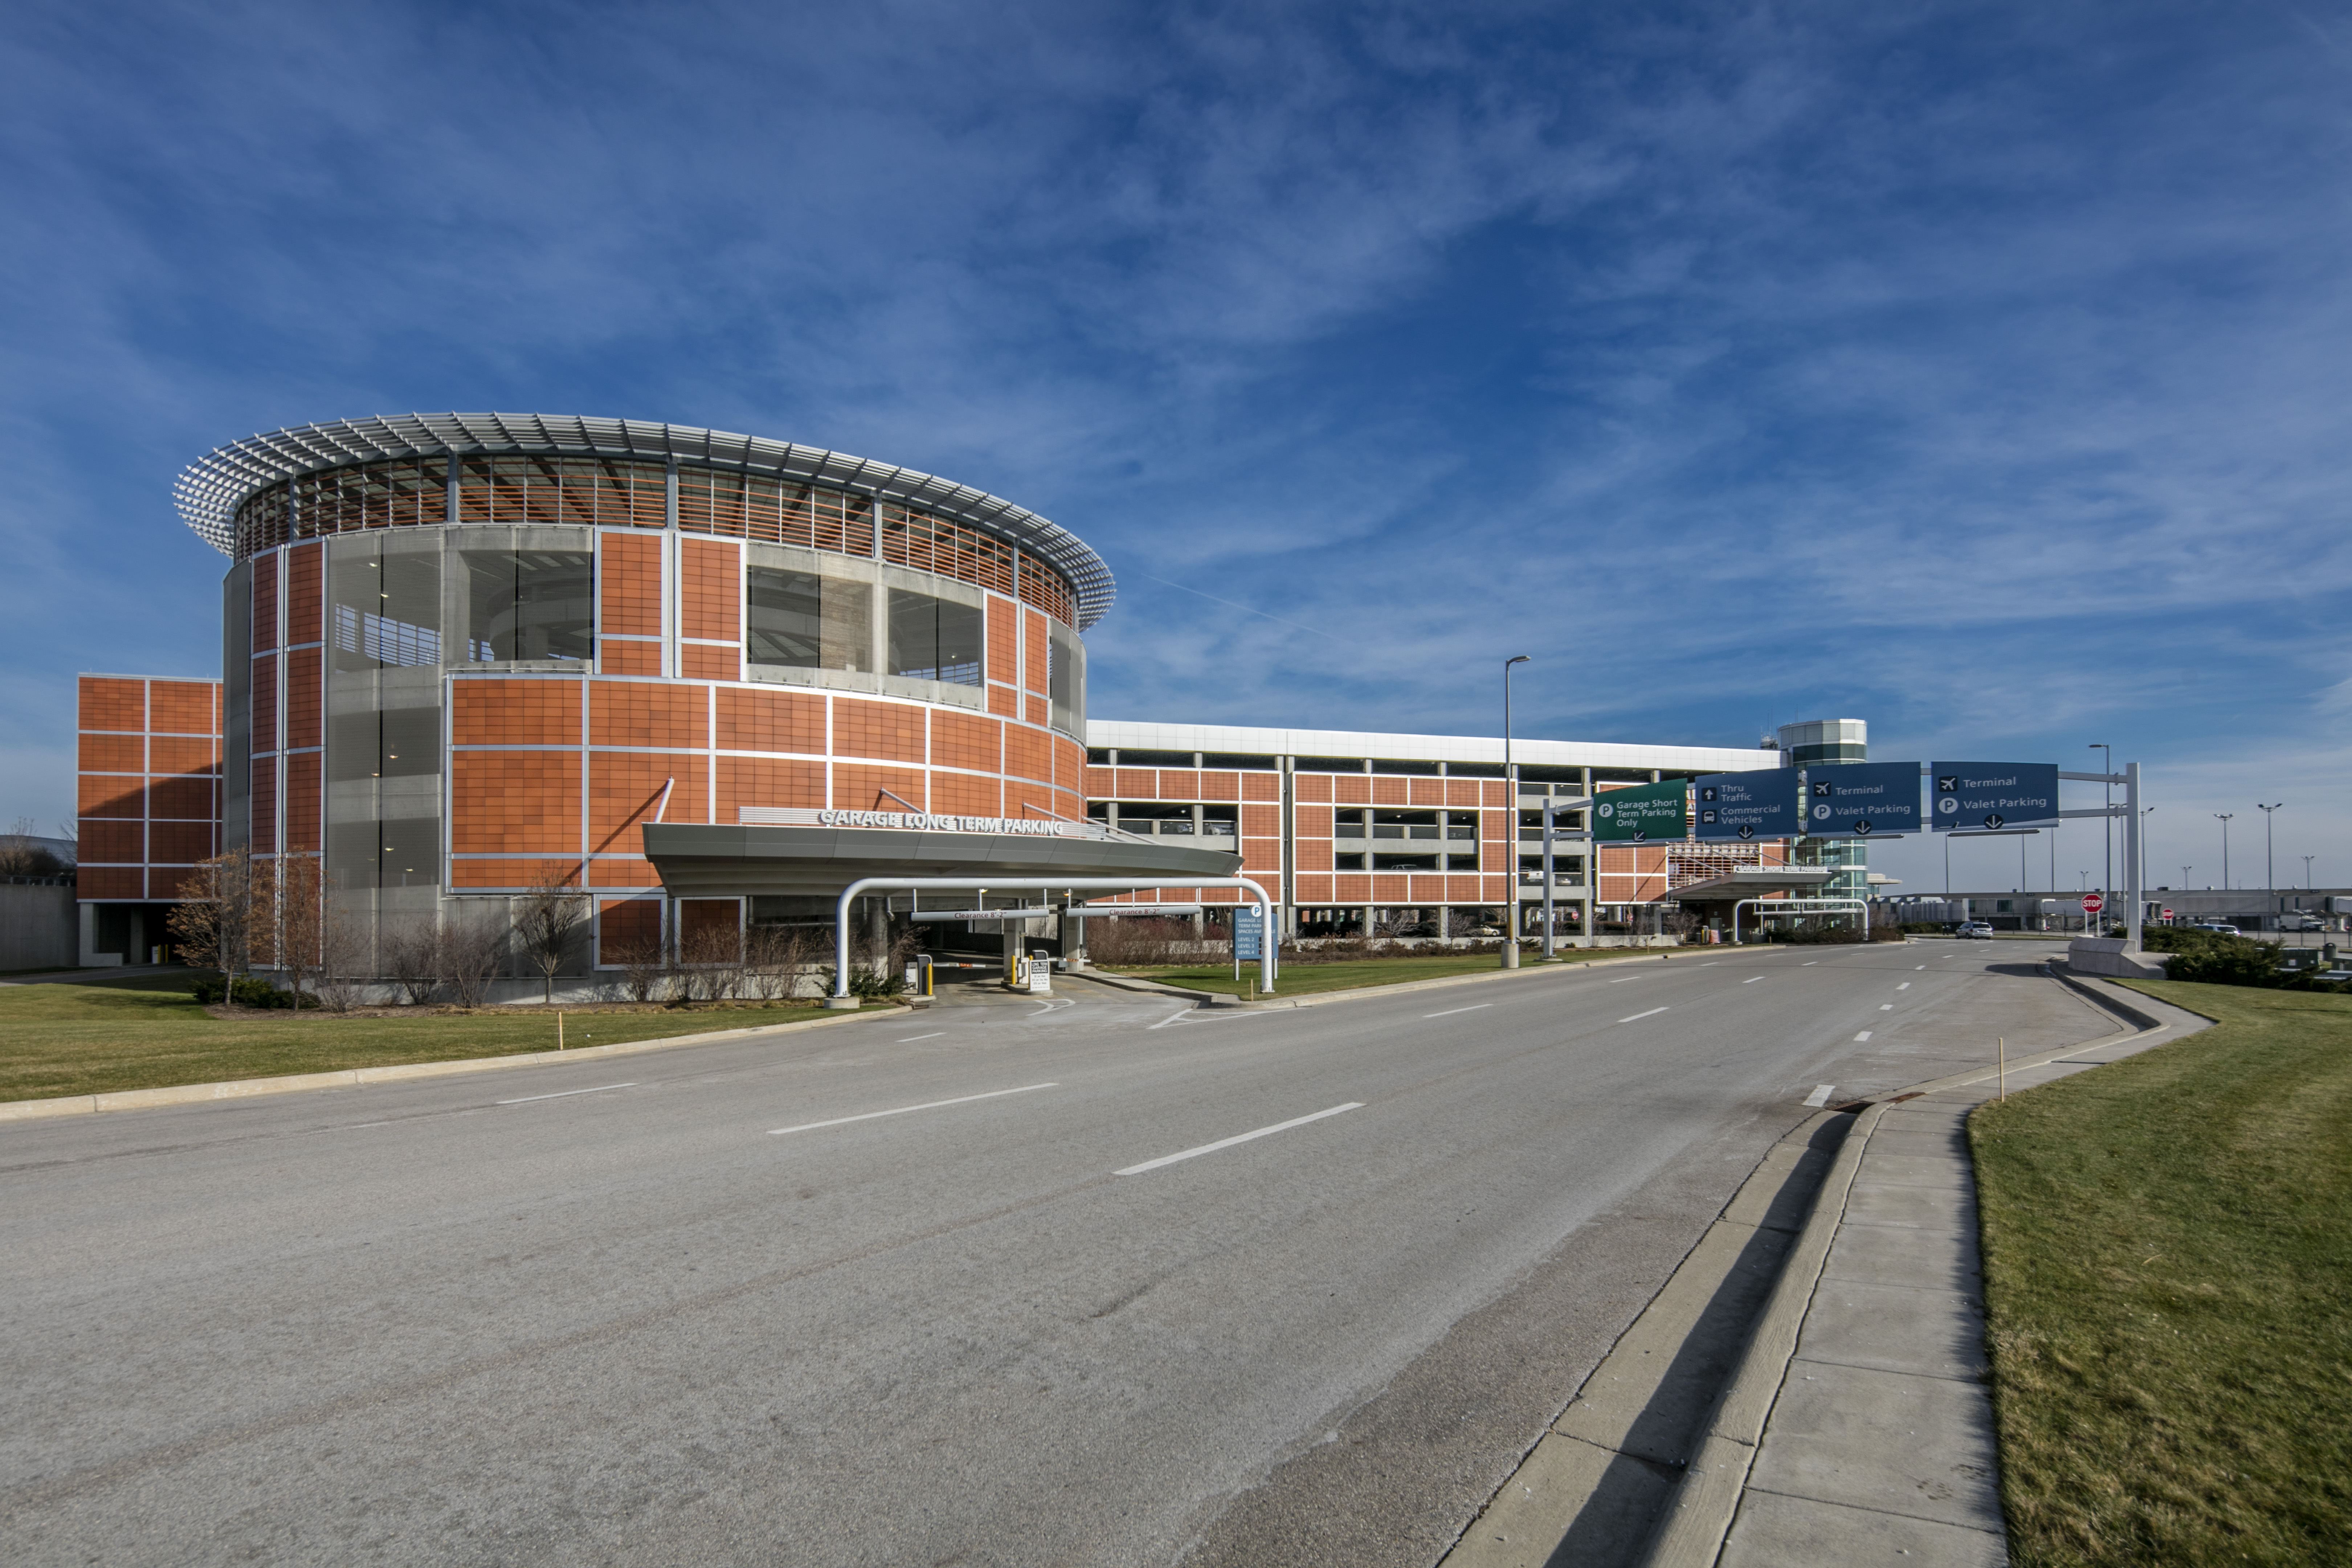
[{"x1": 2127, "y1": 762, "x2": 2143, "y2": 953}]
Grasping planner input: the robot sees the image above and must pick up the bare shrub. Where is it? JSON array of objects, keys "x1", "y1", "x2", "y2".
[
  {"x1": 167, "y1": 848, "x2": 268, "y2": 981},
  {"x1": 679, "y1": 923, "x2": 743, "y2": 1002},
  {"x1": 1081, "y1": 916, "x2": 1204, "y2": 967},
  {"x1": 382, "y1": 917, "x2": 446, "y2": 1005},
  {"x1": 607, "y1": 931, "x2": 671, "y2": 1003},
  {"x1": 515, "y1": 864, "x2": 591, "y2": 1003},
  {"x1": 745, "y1": 924, "x2": 819, "y2": 1001},
  {"x1": 273, "y1": 856, "x2": 328, "y2": 1006},
  {"x1": 445, "y1": 910, "x2": 509, "y2": 1007},
  {"x1": 311, "y1": 898, "x2": 372, "y2": 1014}
]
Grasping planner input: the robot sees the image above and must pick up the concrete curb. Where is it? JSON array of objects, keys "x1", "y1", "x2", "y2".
[
  {"x1": 1086, "y1": 949, "x2": 1773, "y2": 1011},
  {"x1": 1636, "y1": 1100, "x2": 1895, "y2": 1568},
  {"x1": 0, "y1": 1005, "x2": 907, "y2": 1123}
]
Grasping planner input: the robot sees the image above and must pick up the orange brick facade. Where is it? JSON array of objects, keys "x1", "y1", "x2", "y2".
[{"x1": 75, "y1": 675, "x2": 223, "y2": 902}]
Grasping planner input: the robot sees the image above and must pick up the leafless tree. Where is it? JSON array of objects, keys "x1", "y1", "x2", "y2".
[
  {"x1": 604, "y1": 930, "x2": 669, "y2": 1003},
  {"x1": 0, "y1": 816, "x2": 40, "y2": 876},
  {"x1": 270, "y1": 856, "x2": 333, "y2": 1007},
  {"x1": 515, "y1": 863, "x2": 590, "y2": 1004},
  {"x1": 679, "y1": 922, "x2": 744, "y2": 1003},
  {"x1": 381, "y1": 916, "x2": 447, "y2": 1005},
  {"x1": 311, "y1": 896, "x2": 373, "y2": 1014},
  {"x1": 166, "y1": 848, "x2": 268, "y2": 983},
  {"x1": 744, "y1": 923, "x2": 818, "y2": 1001},
  {"x1": 444, "y1": 909, "x2": 510, "y2": 1008}
]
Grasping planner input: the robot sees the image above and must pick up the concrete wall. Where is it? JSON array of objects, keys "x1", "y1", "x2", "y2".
[{"x1": 1, "y1": 883, "x2": 78, "y2": 972}]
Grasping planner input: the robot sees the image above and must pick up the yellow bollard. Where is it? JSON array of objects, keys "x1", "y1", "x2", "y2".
[
  {"x1": 559, "y1": 1011, "x2": 565, "y2": 1050},
  {"x1": 1998, "y1": 1036, "x2": 2005, "y2": 1102}
]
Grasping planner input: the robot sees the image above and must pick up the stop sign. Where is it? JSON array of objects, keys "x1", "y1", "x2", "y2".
[{"x1": 2082, "y1": 893, "x2": 2105, "y2": 914}]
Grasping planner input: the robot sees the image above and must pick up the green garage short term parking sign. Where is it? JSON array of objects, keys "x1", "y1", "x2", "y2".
[{"x1": 1591, "y1": 779, "x2": 1689, "y2": 843}]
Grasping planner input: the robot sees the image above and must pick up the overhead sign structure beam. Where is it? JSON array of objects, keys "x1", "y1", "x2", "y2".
[{"x1": 830, "y1": 877, "x2": 1278, "y2": 1003}]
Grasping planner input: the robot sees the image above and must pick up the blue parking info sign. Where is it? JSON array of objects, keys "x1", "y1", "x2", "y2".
[
  {"x1": 1692, "y1": 767, "x2": 1802, "y2": 842},
  {"x1": 1805, "y1": 762, "x2": 1922, "y2": 839},
  {"x1": 1931, "y1": 763, "x2": 2059, "y2": 833},
  {"x1": 1232, "y1": 907, "x2": 1263, "y2": 960}
]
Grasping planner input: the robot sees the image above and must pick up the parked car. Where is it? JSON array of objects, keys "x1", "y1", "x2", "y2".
[
  {"x1": 1955, "y1": 921, "x2": 1996, "y2": 939},
  {"x1": 2190, "y1": 921, "x2": 2242, "y2": 935}
]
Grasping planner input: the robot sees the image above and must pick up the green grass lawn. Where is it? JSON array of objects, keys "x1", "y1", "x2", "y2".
[
  {"x1": 1969, "y1": 981, "x2": 2352, "y2": 1565},
  {"x1": 1107, "y1": 948, "x2": 1641, "y2": 997},
  {"x1": 0, "y1": 973, "x2": 829, "y2": 1102}
]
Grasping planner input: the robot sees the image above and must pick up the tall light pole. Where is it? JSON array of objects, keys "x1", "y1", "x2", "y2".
[
  {"x1": 2257, "y1": 803, "x2": 2282, "y2": 930},
  {"x1": 1502, "y1": 655, "x2": 1529, "y2": 967},
  {"x1": 2214, "y1": 813, "x2": 2234, "y2": 891},
  {"x1": 2089, "y1": 744, "x2": 2112, "y2": 903},
  {"x1": 2305, "y1": 854, "x2": 2318, "y2": 890}
]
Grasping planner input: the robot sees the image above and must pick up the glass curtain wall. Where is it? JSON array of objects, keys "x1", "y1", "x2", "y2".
[
  {"x1": 746, "y1": 565, "x2": 874, "y2": 673},
  {"x1": 886, "y1": 589, "x2": 983, "y2": 685}
]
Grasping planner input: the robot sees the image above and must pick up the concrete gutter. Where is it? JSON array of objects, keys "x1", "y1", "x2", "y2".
[{"x1": 0, "y1": 1005, "x2": 907, "y2": 1123}]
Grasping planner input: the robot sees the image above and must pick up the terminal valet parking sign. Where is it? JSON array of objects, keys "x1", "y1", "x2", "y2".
[
  {"x1": 1806, "y1": 761, "x2": 1922, "y2": 838},
  {"x1": 1931, "y1": 763, "x2": 2059, "y2": 833},
  {"x1": 1693, "y1": 767, "x2": 1801, "y2": 842}
]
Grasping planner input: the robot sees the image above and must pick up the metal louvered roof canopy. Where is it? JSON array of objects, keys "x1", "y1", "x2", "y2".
[{"x1": 173, "y1": 413, "x2": 1116, "y2": 630}]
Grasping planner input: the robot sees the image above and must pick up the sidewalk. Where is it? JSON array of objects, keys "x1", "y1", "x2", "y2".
[{"x1": 1692, "y1": 972, "x2": 2213, "y2": 1566}]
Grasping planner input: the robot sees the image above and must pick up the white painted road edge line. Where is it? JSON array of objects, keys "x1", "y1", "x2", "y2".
[
  {"x1": 1424, "y1": 1003, "x2": 1493, "y2": 1018},
  {"x1": 1618, "y1": 1006, "x2": 1669, "y2": 1023},
  {"x1": 497, "y1": 1082, "x2": 637, "y2": 1105},
  {"x1": 1854, "y1": 1030, "x2": 1873, "y2": 1041},
  {"x1": 1802, "y1": 961, "x2": 1819, "y2": 966},
  {"x1": 1115, "y1": 1103, "x2": 1364, "y2": 1176},
  {"x1": 1803, "y1": 1083, "x2": 1836, "y2": 1107},
  {"x1": 768, "y1": 1082, "x2": 1057, "y2": 1137},
  {"x1": 1897, "y1": 982, "x2": 1911, "y2": 990},
  {"x1": 898, "y1": 1032, "x2": 946, "y2": 1042},
  {"x1": 1880, "y1": 1004, "x2": 1894, "y2": 1010},
  {"x1": 1743, "y1": 976, "x2": 1763, "y2": 984}
]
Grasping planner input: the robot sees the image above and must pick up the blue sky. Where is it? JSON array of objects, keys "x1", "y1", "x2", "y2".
[{"x1": 3, "y1": 1, "x2": 2346, "y2": 897}]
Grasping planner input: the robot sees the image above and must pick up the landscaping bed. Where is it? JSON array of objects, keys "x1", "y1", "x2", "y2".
[
  {"x1": 0, "y1": 972, "x2": 827, "y2": 1103},
  {"x1": 1969, "y1": 982, "x2": 2352, "y2": 1564}
]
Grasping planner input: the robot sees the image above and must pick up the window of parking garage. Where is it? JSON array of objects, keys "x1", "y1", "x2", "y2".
[
  {"x1": 1373, "y1": 810, "x2": 1439, "y2": 840},
  {"x1": 457, "y1": 544, "x2": 593, "y2": 662},
  {"x1": 1445, "y1": 761, "x2": 1506, "y2": 778},
  {"x1": 1114, "y1": 749, "x2": 1195, "y2": 767},
  {"x1": 1372, "y1": 758, "x2": 1441, "y2": 776},
  {"x1": 1294, "y1": 756, "x2": 1365, "y2": 772},
  {"x1": 1201, "y1": 752, "x2": 1276, "y2": 771},
  {"x1": 887, "y1": 588, "x2": 983, "y2": 686},
  {"x1": 746, "y1": 565, "x2": 873, "y2": 673}
]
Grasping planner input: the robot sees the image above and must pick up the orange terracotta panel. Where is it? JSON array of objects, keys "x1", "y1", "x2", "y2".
[
  {"x1": 286, "y1": 648, "x2": 323, "y2": 750},
  {"x1": 1409, "y1": 875, "x2": 1446, "y2": 903},
  {"x1": 79, "y1": 676, "x2": 145, "y2": 734},
  {"x1": 150, "y1": 820, "x2": 217, "y2": 863},
  {"x1": 250, "y1": 757, "x2": 277, "y2": 853},
  {"x1": 1292, "y1": 773, "x2": 1331, "y2": 804},
  {"x1": 1482, "y1": 876, "x2": 1509, "y2": 902},
  {"x1": 283, "y1": 752, "x2": 321, "y2": 852},
  {"x1": 1373, "y1": 777, "x2": 1408, "y2": 805},
  {"x1": 1295, "y1": 806, "x2": 1334, "y2": 837},
  {"x1": 717, "y1": 687, "x2": 827, "y2": 755},
  {"x1": 1373, "y1": 875, "x2": 1409, "y2": 902},
  {"x1": 150, "y1": 735, "x2": 219, "y2": 776},
  {"x1": 1055, "y1": 788, "x2": 1082, "y2": 822},
  {"x1": 1335, "y1": 874, "x2": 1371, "y2": 902},
  {"x1": 591, "y1": 680, "x2": 707, "y2": 749},
  {"x1": 1483, "y1": 809, "x2": 1510, "y2": 842},
  {"x1": 79, "y1": 820, "x2": 142, "y2": 863},
  {"x1": 931, "y1": 710, "x2": 1001, "y2": 773},
  {"x1": 1335, "y1": 776, "x2": 1370, "y2": 805},
  {"x1": 252, "y1": 557, "x2": 280, "y2": 652},
  {"x1": 930, "y1": 770, "x2": 1000, "y2": 817},
  {"x1": 1025, "y1": 694, "x2": 1049, "y2": 727},
  {"x1": 598, "y1": 898, "x2": 661, "y2": 951},
  {"x1": 1295, "y1": 875, "x2": 1334, "y2": 903},
  {"x1": 1157, "y1": 770, "x2": 1200, "y2": 800},
  {"x1": 1296, "y1": 840, "x2": 1333, "y2": 872},
  {"x1": 987, "y1": 596, "x2": 1017, "y2": 686},
  {"x1": 79, "y1": 733, "x2": 144, "y2": 773},
  {"x1": 680, "y1": 642, "x2": 741, "y2": 682},
  {"x1": 834, "y1": 763, "x2": 924, "y2": 812},
  {"x1": 452, "y1": 678, "x2": 582, "y2": 747},
  {"x1": 1113, "y1": 769, "x2": 1154, "y2": 797},
  {"x1": 600, "y1": 637, "x2": 662, "y2": 676},
  {"x1": 1023, "y1": 609, "x2": 1049, "y2": 694},
  {"x1": 1446, "y1": 780, "x2": 1481, "y2": 808},
  {"x1": 600, "y1": 531, "x2": 663, "y2": 637},
  {"x1": 1484, "y1": 781, "x2": 1509, "y2": 807},
  {"x1": 590, "y1": 860, "x2": 663, "y2": 890},
  {"x1": 1446, "y1": 876, "x2": 1479, "y2": 903},
  {"x1": 149, "y1": 776, "x2": 215, "y2": 820},
  {"x1": 1055, "y1": 737, "x2": 1085, "y2": 793},
  {"x1": 680, "y1": 538, "x2": 740, "y2": 641},
  {"x1": 251, "y1": 654, "x2": 279, "y2": 751},
  {"x1": 1004, "y1": 725, "x2": 1053, "y2": 786},
  {"x1": 988, "y1": 684, "x2": 1016, "y2": 717},
  {"x1": 1410, "y1": 779, "x2": 1444, "y2": 806},
  {"x1": 1084, "y1": 765, "x2": 1113, "y2": 797},
  {"x1": 80, "y1": 866, "x2": 143, "y2": 900},
  {"x1": 1242, "y1": 803, "x2": 1281, "y2": 837},
  {"x1": 450, "y1": 751, "x2": 582, "y2": 855},
  {"x1": 834, "y1": 698, "x2": 926, "y2": 764},
  {"x1": 150, "y1": 682, "x2": 221, "y2": 736},
  {"x1": 589, "y1": 752, "x2": 709, "y2": 844},
  {"x1": 1244, "y1": 773, "x2": 1280, "y2": 803},
  {"x1": 450, "y1": 858, "x2": 578, "y2": 890},
  {"x1": 286, "y1": 544, "x2": 324, "y2": 644},
  {"x1": 718, "y1": 756, "x2": 826, "y2": 819},
  {"x1": 78, "y1": 776, "x2": 143, "y2": 819},
  {"x1": 1197, "y1": 771, "x2": 1239, "y2": 803},
  {"x1": 1241, "y1": 841, "x2": 1279, "y2": 872},
  {"x1": 679, "y1": 898, "x2": 739, "y2": 943}
]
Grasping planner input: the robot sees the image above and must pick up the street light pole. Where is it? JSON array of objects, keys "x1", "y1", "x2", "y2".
[
  {"x1": 2090, "y1": 743, "x2": 2112, "y2": 910},
  {"x1": 2304, "y1": 854, "x2": 2318, "y2": 890},
  {"x1": 2215, "y1": 814, "x2": 2234, "y2": 892},
  {"x1": 2257, "y1": 803, "x2": 2282, "y2": 931},
  {"x1": 1502, "y1": 655, "x2": 1529, "y2": 969}
]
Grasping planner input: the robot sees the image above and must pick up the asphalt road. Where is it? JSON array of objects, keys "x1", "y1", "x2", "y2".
[{"x1": 1, "y1": 941, "x2": 2119, "y2": 1566}]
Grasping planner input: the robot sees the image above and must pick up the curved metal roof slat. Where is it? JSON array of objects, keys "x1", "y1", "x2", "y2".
[{"x1": 175, "y1": 414, "x2": 1116, "y2": 629}]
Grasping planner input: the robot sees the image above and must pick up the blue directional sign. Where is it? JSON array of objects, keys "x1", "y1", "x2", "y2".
[
  {"x1": 1232, "y1": 907, "x2": 1264, "y2": 959},
  {"x1": 1805, "y1": 762, "x2": 1922, "y2": 839},
  {"x1": 1693, "y1": 767, "x2": 1802, "y2": 842},
  {"x1": 1931, "y1": 762, "x2": 2059, "y2": 833}
]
